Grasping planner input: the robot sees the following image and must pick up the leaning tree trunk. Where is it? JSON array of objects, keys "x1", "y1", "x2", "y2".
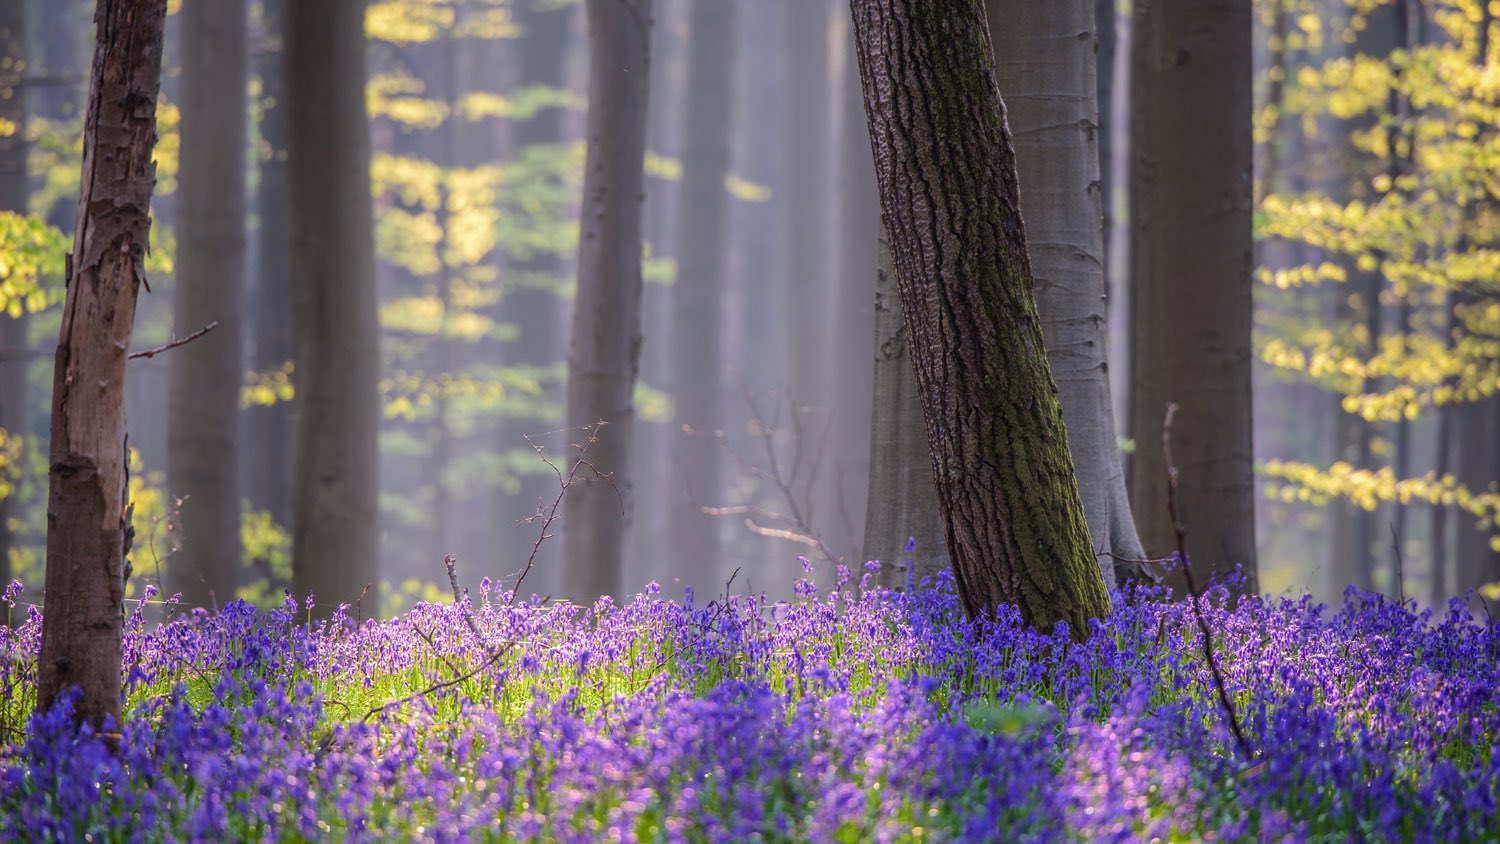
[
  {"x1": 38, "y1": 0, "x2": 168, "y2": 728},
  {"x1": 561, "y1": 0, "x2": 652, "y2": 603},
  {"x1": 849, "y1": 0, "x2": 1111, "y2": 635},
  {"x1": 286, "y1": 0, "x2": 381, "y2": 612},
  {"x1": 987, "y1": 0, "x2": 1143, "y2": 589},
  {"x1": 0, "y1": 0, "x2": 28, "y2": 591},
  {"x1": 865, "y1": 233, "x2": 948, "y2": 588},
  {"x1": 667, "y1": 0, "x2": 735, "y2": 588},
  {"x1": 247, "y1": 0, "x2": 294, "y2": 533},
  {"x1": 168, "y1": 0, "x2": 247, "y2": 608},
  {"x1": 1128, "y1": 0, "x2": 1258, "y2": 593}
]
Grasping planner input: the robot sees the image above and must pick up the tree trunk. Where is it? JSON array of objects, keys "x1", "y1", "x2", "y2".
[
  {"x1": 1128, "y1": 0, "x2": 1257, "y2": 593},
  {"x1": 286, "y1": 0, "x2": 380, "y2": 611},
  {"x1": 38, "y1": 0, "x2": 167, "y2": 728},
  {"x1": 667, "y1": 0, "x2": 734, "y2": 588},
  {"x1": 832, "y1": 23, "x2": 876, "y2": 566},
  {"x1": 496, "y1": 0, "x2": 573, "y2": 596},
  {"x1": 987, "y1": 0, "x2": 1143, "y2": 589},
  {"x1": 1456, "y1": 395, "x2": 1500, "y2": 592},
  {"x1": 782, "y1": 0, "x2": 833, "y2": 405},
  {"x1": 849, "y1": 0, "x2": 1111, "y2": 634},
  {"x1": 167, "y1": 0, "x2": 246, "y2": 608},
  {"x1": 865, "y1": 232, "x2": 946, "y2": 588},
  {"x1": 247, "y1": 0, "x2": 293, "y2": 533},
  {"x1": 562, "y1": 0, "x2": 652, "y2": 602},
  {"x1": 0, "y1": 1, "x2": 28, "y2": 591}
]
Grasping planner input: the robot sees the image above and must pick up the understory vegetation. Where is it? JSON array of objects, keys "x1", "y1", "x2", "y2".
[{"x1": 1, "y1": 562, "x2": 1497, "y2": 842}]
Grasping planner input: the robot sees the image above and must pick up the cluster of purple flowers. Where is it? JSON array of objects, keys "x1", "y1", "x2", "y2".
[{"x1": 0, "y1": 567, "x2": 1496, "y2": 841}]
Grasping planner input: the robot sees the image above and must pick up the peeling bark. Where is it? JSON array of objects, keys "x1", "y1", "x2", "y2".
[{"x1": 38, "y1": 0, "x2": 168, "y2": 728}]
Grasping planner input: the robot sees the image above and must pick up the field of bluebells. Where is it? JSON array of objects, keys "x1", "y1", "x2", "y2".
[{"x1": 1, "y1": 559, "x2": 1498, "y2": 842}]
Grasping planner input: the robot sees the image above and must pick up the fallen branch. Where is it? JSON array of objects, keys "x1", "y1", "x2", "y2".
[
  {"x1": 1163, "y1": 402, "x2": 1256, "y2": 760},
  {"x1": 129, "y1": 321, "x2": 218, "y2": 360}
]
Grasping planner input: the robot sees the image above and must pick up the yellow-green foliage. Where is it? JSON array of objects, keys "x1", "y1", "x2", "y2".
[{"x1": 1256, "y1": 0, "x2": 1500, "y2": 545}]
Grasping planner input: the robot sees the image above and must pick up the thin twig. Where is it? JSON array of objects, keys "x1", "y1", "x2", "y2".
[
  {"x1": 128, "y1": 321, "x2": 219, "y2": 360},
  {"x1": 362, "y1": 641, "x2": 517, "y2": 722},
  {"x1": 506, "y1": 421, "x2": 613, "y2": 601},
  {"x1": 1162, "y1": 402, "x2": 1256, "y2": 760},
  {"x1": 1388, "y1": 523, "x2": 1406, "y2": 605}
]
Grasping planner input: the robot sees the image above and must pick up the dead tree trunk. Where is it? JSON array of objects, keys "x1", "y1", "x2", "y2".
[
  {"x1": 38, "y1": 0, "x2": 168, "y2": 728},
  {"x1": 850, "y1": 0, "x2": 1111, "y2": 634}
]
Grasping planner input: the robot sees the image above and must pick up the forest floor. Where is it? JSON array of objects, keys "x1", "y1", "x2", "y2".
[{"x1": 0, "y1": 565, "x2": 1497, "y2": 841}]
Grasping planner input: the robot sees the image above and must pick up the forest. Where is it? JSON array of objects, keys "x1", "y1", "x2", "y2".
[{"x1": 0, "y1": 0, "x2": 1498, "y2": 839}]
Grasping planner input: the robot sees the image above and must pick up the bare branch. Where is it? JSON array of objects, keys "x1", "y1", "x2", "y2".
[
  {"x1": 1163, "y1": 402, "x2": 1256, "y2": 760},
  {"x1": 128, "y1": 321, "x2": 219, "y2": 360}
]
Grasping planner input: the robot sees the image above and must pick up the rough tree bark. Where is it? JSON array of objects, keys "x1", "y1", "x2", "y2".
[
  {"x1": 987, "y1": 0, "x2": 1144, "y2": 588},
  {"x1": 37, "y1": 0, "x2": 168, "y2": 727},
  {"x1": 1128, "y1": 0, "x2": 1258, "y2": 593},
  {"x1": 562, "y1": 0, "x2": 652, "y2": 602},
  {"x1": 865, "y1": 233, "x2": 948, "y2": 588},
  {"x1": 0, "y1": 1, "x2": 28, "y2": 590},
  {"x1": 247, "y1": 0, "x2": 293, "y2": 532},
  {"x1": 849, "y1": 0, "x2": 1111, "y2": 634},
  {"x1": 668, "y1": 0, "x2": 735, "y2": 586},
  {"x1": 167, "y1": 0, "x2": 247, "y2": 607},
  {"x1": 286, "y1": 0, "x2": 380, "y2": 611}
]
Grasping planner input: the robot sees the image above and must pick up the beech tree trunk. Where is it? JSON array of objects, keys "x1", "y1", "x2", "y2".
[
  {"x1": 0, "y1": 1, "x2": 28, "y2": 591},
  {"x1": 286, "y1": 0, "x2": 380, "y2": 611},
  {"x1": 987, "y1": 0, "x2": 1143, "y2": 589},
  {"x1": 168, "y1": 0, "x2": 247, "y2": 607},
  {"x1": 498, "y1": 0, "x2": 572, "y2": 596},
  {"x1": 1456, "y1": 396, "x2": 1500, "y2": 592},
  {"x1": 865, "y1": 233, "x2": 947, "y2": 587},
  {"x1": 782, "y1": 0, "x2": 833, "y2": 406},
  {"x1": 832, "y1": 25, "x2": 876, "y2": 565},
  {"x1": 849, "y1": 0, "x2": 1111, "y2": 634},
  {"x1": 1128, "y1": 0, "x2": 1258, "y2": 593},
  {"x1": 38, "y1": 0, "x2": 168, "y2": 728},
  {"x1": 247, "y1": 0, "x2": 293, "y2": 532},
  {"x1": 562, "y1": 0, "x2": 652, "y2": 602},
  {"x1": 667, "y1": 0, "x2": 734, "y2": 586}
]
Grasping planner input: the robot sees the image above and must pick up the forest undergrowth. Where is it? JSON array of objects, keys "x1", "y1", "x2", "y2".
[{"x1": 0, "y1": 559, "x2": 1497, "y2": 842}]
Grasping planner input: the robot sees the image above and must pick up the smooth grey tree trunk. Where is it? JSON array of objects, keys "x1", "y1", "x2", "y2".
[
  {"x1": 168, "y1": 0, "x2": 247, "y2": 608},
  {"x1": 562, "y1": 0, "x2": 652, "y2": 603},
  {"x1": 988, "y1": 0, "x2": 1142, "y2": 589},
  {"x1": 247, "y1": 0, "x2": 293, "y2": 532},
  {"x1": 1456, "y1": 396, "x2": 1500, "y2": 593},
  {"x1": 0, "y1": 2, "x2": 27, "y2": 591},
  {"x1": 286, "y1": 0, "x2": 381, "y2": 612},
  {"x1": 498, "y1": 0, "x2": 573, "y2": 597},
  {"x1": 832, "y1": 25, "x2": 875, "y2": 566},
  {"x1": 782, "y1": 0, "x2": 832, "y2": 405},
  {"x1": 667, "y1": 0, "x2": 735, "y2": 588},
  {"x1": 865, "y1": 233, "x2": 947, "y2": 588},
  {"x1": 1128, "y1": 0, "x2": 1258, "y2": 593}
]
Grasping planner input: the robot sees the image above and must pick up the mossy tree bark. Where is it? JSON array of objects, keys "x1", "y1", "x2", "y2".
[
  {"x1": 987, "y1": 0, "x2": 1145, "y2": 589},
  {"x1": 38, "y1": 0, "x2": 168, "y2": 728},
  {"x1": 849, "y1": 0, "x2": 1111, "y2": 634}
]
